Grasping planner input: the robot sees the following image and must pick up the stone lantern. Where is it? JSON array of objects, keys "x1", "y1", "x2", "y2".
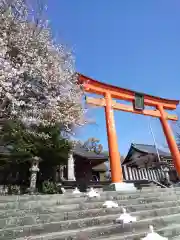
[{"x1": 29, "y1": 156, "x2": 41, "y2": 194}]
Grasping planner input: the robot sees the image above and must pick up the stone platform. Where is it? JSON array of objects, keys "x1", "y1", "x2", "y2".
[{"x1": 0, "y1": 187, "x2": 180, "y2": 239}]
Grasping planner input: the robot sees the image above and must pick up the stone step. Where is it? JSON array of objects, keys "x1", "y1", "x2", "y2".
[
  {"x1": 0, "y1": 186, "x2": 179, "y2": 203},
  {"x1": 0, "y1": 197, "x2": 179, "y2": 222},
  {"x1": 0, "y1": 189, "x2": 179, "y2": 240},
  {"x1": 0, "y1": 194, "x2": 179, "y2": 218},
  {"x1": 10, "y1": 213, "x2": 180, "y2": 240},
  {"x1": 37, "y1": 200, "x2": 180, "y2": 222},
  {"x1": 44, "y1": 194, "x2": 180, "y2": 212},
  {"x1": 0, "y1": 188, "x2": 168, "y2": 204},
  {"x1": 172, "y1": 236, "x2": 180, "y2": 240},
  {"x1": 0, "y1": 204, "x2": 180, "y2": 230},
  {"x1": 0, "y1": 190, "x2": 180, "y2": 210},
  {"x1": 96, "y1": 223, "x2": 180, "y2": 240}
]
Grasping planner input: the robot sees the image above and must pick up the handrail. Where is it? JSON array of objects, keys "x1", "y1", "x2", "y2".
[
  {"x1": 149, "y1": 179, "x2": 167, "y2": 188},
  {"x1": 124, "y1": 178, "x2": 168, "y2": 188}
]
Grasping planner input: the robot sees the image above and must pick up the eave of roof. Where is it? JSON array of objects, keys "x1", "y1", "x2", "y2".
[
  {"x1": 92, "y1": 163, "x2": 107, "y2": 171},
  {"x1": 132, "y1": 143, "x2": 171, "y2": 157}
]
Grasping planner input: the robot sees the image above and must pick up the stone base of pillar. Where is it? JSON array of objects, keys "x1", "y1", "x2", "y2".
[{"x1": 103, "y1": 182, "x2": 137, "y2": 192}]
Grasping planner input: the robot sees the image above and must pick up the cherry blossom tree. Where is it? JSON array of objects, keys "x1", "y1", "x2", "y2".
[{"x1": 0, "y1": 0, "x2": 85, "y2": 133}]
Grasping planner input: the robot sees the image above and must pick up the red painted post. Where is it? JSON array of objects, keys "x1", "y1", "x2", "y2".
[
  {"x1": 104, "y1": 92, "x2": 123, "y2": 183},
  {"x1": 158, "y1": 104, "x2": 180, "y2": 175}
]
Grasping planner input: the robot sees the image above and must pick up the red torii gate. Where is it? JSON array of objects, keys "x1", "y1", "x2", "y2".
[{"x1": 78, "y1": 73, "x2": 180, "y2": 185}]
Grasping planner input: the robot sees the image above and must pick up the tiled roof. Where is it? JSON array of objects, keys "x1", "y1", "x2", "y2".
[
  {"x1": 73, "y1": 144, "x2": 108, "y2": 160},
  {"x1": 122, "y1": 143, "x2": 171, "y2": 165},
  {"x1": 132, "y1": 143, "x2": 171, "y2": 157}
]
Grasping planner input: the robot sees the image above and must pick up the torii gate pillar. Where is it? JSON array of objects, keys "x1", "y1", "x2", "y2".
[
  {"x1": 79, "y1": 74, "x2": 180, "y2": 191},
  {"x1": 158, "y1": 104, "x2": 180, "y2": 172},
  {"x1": 105, "y1": 92, "x2": 123, "y2": 183}
]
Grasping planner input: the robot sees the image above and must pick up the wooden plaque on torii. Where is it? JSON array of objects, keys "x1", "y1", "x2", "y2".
[{"x1": 78, "y1": 73, "x2": 180, "y2": 183}]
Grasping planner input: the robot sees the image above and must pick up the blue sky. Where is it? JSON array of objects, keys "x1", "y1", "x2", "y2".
[{"x1": 47, "y1": 0, "x2": 180, "y2": 156}]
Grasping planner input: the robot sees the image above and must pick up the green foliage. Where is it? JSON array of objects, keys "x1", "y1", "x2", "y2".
[
  {"x1": 7, "y1": 185, "x2": 20, "y2": 195},
  {"x1": 42, "y1": 180, "x2": 59, "y2": 194},
  {"x1": 0, "y1": 120, "x2": 72, "y2": 166}
]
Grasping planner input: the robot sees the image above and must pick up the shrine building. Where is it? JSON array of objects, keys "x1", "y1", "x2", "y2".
[
  {"x1": 60, "y1": 142, "x2": 109, "y2": 183},
  {"x1": 121, "y1": 143, "x2": 178, "y2": 183}
]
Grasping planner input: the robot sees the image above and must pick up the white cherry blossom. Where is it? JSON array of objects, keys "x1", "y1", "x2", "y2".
[
  {"x1": 86, "y1": 187, "x2": 100, "y2": 198},
  {"x1": 141, "y1": 225, "x2": 168, "y2": 240},
  {"x1": 102, "y1": 200, "x2": 119, "y2": 208},
  {"x1": 72, "y1": 187, "x2": 81, "y2": 194},
  {"x1": 116, "y1": 207, "x2": 137, "y2": 224},
  {"x1": 61, "y1": 187, "x2": 66, "y2": 194},
  {"x1": 0, "y1": 0, "x2": 86, "y2": 133}
]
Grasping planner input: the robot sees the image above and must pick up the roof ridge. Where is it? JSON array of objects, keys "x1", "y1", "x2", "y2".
[
  {"x1": 133, "y1": 143, "x2": 170, "y2": 155},
  {"x1": 133, "y1": 143, "x2": 169, "y2": 151},
  {"x1": 133, "y1": 143, "x2": 156, "y2": 147}
]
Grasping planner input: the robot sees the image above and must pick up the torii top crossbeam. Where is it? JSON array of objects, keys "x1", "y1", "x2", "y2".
[
  {"x1": 78, "y1": 73, "x2": 179, "y2": 121},
  {"x1": 78, "y1": 73, "x2": 180, "y2": 184}
]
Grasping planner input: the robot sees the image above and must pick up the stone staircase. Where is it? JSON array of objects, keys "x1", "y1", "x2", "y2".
[{"x1": 0, "y1": 187, "x2": 180, "y2": 239}]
